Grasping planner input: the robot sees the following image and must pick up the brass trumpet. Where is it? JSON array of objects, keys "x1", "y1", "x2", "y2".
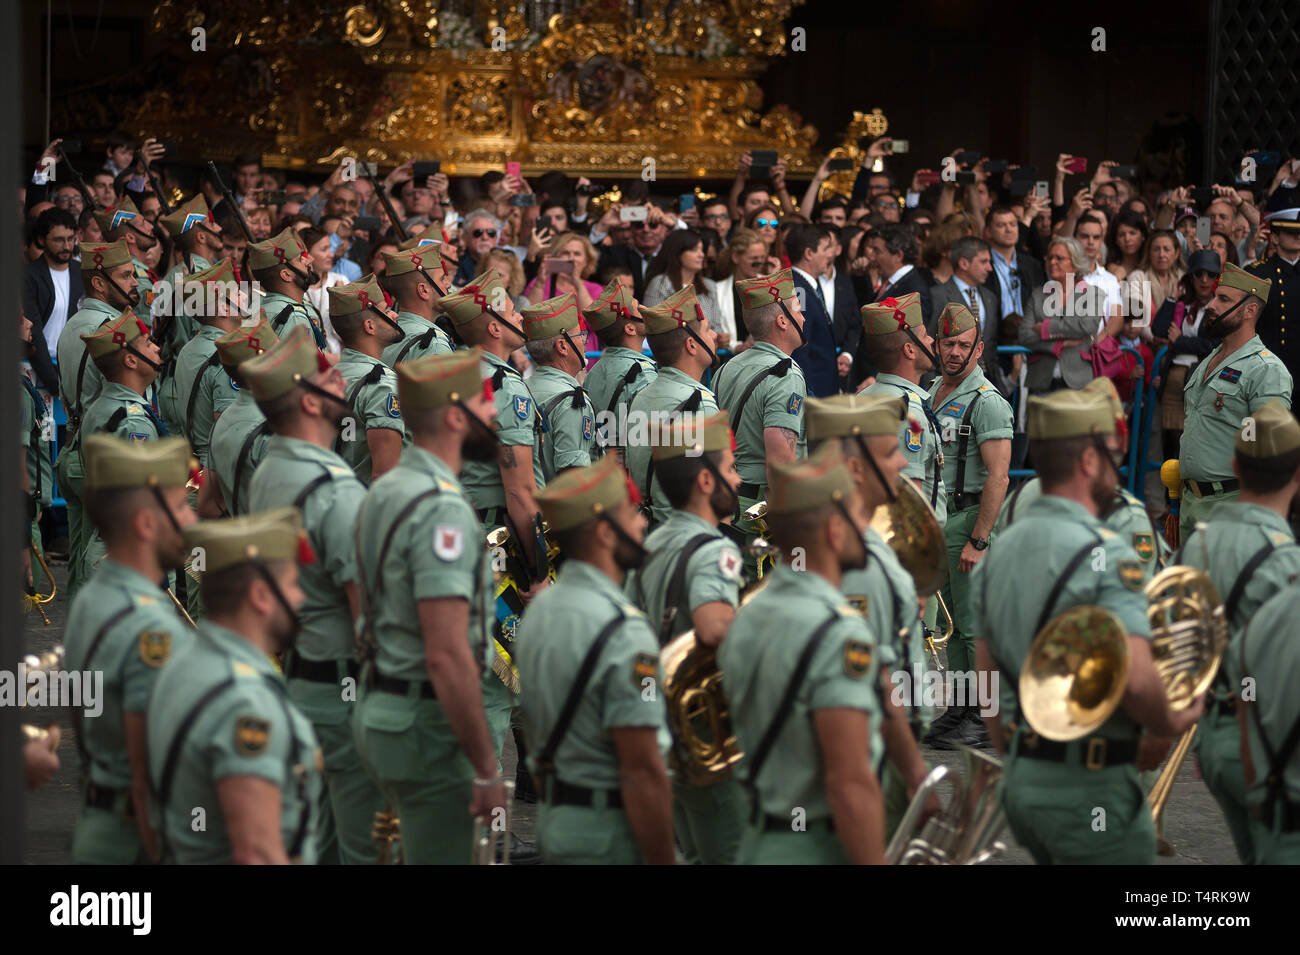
[
  {"x1": 887, "y1": 745, "x2": 1007, "y2": 865},
  {"x1": 472, "y1": 779, "x2": 517, "y2": 864},
  {"x1": 23, "y1": 543, "x2": 57, "y2": 626}
]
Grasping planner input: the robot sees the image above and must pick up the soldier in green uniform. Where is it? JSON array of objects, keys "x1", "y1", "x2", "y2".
[
  {"x1": 1175, "y1": 400, "x2": 1300, "y2": 862},
  {"x1": 54, "y1": 239, "x2": 140, "y2": 596},
  {"x1": 242, "y1": 325, "x2": 384, "y2": 864},
  {"x1": 326, "y1": 276, "x2": 408, "y2": 485},
  {"x1": 718, "y1": 444, "x2": 886, "y2": 864},
  {"x1": 351, "y1": 349, "x2": 509, "y2": 864},
  {"x1": 20, "y1": 310, "x2": 52, "y2": 565},
  {"x1": 209, "y1": 317, "x2": 278, "y2": 515},
  {"x1": 997, "y1": 377, "x2": 1169, "y2": 579},
  {"x1": 626, "y1": 410, "x2": 745, "y2": 864},
  {"x1": 443, "y1": 272, "x2": 544, "y2": 566},
  {"x1": 582, "y1": 279, "x2": 656, "y2": 460},
  {"x1": 516, "y1": 455, "x2": 675, "y2": 864},
  {"x1": 926, "y1": 303, "x2": 1012, "y2": 748},
  {"x1": 857, "y1": 292, "x2": 946, "y2": 522},
  {"x1": 522, "y1": 292, "x2": 598, "y2": 479},
  {"x1": 246, "y1": 227, "x2": 331, "y2": 351},
  {"x1": 91, "y1": 196, "x2": 159, "y2": 330},
  {"x1": 804, "y1": 394, "x2": 936, "y2": 838},
  {"x1": 68, "y1": 310, "x2": 168, "y2": 586},
  {"x1": 164, "y1": 258, "x2": 245, "y2": 470},
  {"x1": 972, "y1": 388, "x2": 1203, "y2": 864},
  {"x1": 378, "y1": 246, "x2": 454, "y2": 366},
  {"x1": 64, "y1": 435, "x2": 197, "y2": 863},
  {"x1": 158, "y1": 195, "x2": 223, "y2": 365},
  {"x1": 1179, "y1": 261, "x2": 1293, "y2": 538},
  {"x1": 626, "y1": 285, "x2": 720, "y2": 525},
  {"x1": 712, "y1": 269, "x2": 808, "y2": 562},
  {"x1": 1238, "y1": 576, "x2": 1300, "y2": 864},
  {"x1": 147, "y1": 508, "x2": 326, "y2": 864}
]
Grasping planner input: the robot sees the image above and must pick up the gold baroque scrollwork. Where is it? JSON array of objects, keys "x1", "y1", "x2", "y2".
[
  {"x1": 344, "y1": 4, "x2": 386, "y2": 47},
  {"x1": 446, "y1": 72, "x2": 512, "y2": 136}
]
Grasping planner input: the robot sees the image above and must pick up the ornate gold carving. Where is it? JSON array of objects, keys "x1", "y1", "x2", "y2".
[
  {"x1": 133, "y1": 1, "x2": 821, "y2": 178},
  {"x1": 820, "y1": 109, "x2": 891, "y2": 201}
]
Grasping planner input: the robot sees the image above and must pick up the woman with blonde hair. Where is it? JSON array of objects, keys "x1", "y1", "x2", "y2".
[
  {"x1": 1124, "y1": 228, "x2": 1185, "y2": 330},
  {"x1": 712, "y1": 227, "x2": 766, "y2": 346},
  {"x1": 483, "y1": 247, "x2": 529, "y2": 308},
  {"x1": 521, "y1": 230, "x2": 602, "y2": 363}
]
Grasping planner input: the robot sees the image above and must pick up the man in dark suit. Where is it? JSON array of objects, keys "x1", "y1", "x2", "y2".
[
  {"x1": 851, "y1": 223, "x2": 930, "y2": 384},
  {"x1": 824, "y1": 228, "x2": 863, "y2": 377},
  {"x1": 594, "y1": 205, "x2": 673, "y2": 301},
  {"x1": 983, "y1": 205, "x2": 1047, "y2": 325},
  {"x1": 787, "y1": 223, "x2": 842, "y2": 397},
  {"x1": 22, "y1": 208, "x2": 80, "y2": 394},
  {"x1": 928, "y1": 236, "x2": 1009, "y2": 397}
]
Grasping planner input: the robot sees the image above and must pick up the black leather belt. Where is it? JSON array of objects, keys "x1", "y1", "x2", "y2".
[
  {"x1": 1250, "y1": 801, "x2": 1300, "y2": 833},
  {"x1": 287, "y1": 655, "x2": 359, "y2": 684},
  {"x1": 762, "y1": 813, "x2": 834, "y2": 833},
  {"x1": 372, "y1": 672, "x2": 438, "y2": 700},
  {"x1": 950, "y1": 491, "x2": 982, "y2": 511},
  {"x1": 542, "y1": 778, "x2": 623, "y2": 809},
  {"x1": 1183, "y1": 478, "x2": 1239, "y2": 498},
  {"x1": 477, "y1": 506, "x2": 504, "y2": 526},
  {"x1": 1017, "y1": 734, "x2": 1138, "y2": 770},
  {"x1": 738, "y1": 481, "x2": 761, "y2": 499},
  {"x1": 85, "y1": 780, "x2": 132, "y2": 816}
]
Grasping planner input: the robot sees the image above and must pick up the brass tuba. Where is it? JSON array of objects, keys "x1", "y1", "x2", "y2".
[
  {"x1": 887, "y1": 745, "x2": 1007, "y2": 864},
  {"x1": 658, "y1": 539, "x2": 772, "y2": 786}
]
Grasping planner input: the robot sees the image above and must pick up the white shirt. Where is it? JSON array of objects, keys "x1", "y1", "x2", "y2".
[
  {"x1": 306, "y1": 271, "x2": 352, "y2": 354},
  {"x1": 817, "y1": 267, "x2": 837, "y2": 320},
  {"x1": 951, "y1": 275, "x2": 984, "y2": 329},
  {"x1": 45, "y1": 265, "x2": 71, "y2": 359},
  {"x1": 1172, "y1": 304, "x2": 1207, "y2": 368},
  {"x1": 1083, "y1": 263, "x2": 1121, "y2": 333}
]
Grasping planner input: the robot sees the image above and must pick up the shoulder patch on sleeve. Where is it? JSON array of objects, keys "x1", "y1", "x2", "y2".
[
  {"x1": 1272, "y1": 531, "x2": 1291, "y2": 546},
  {"x1": 433, "y1": 524, "x2": 465, "y2": 561},
  {"x1": 1133, "y1": 532, "x2": 1155, "y2": 562},
  {"x1": 846, "y1": 595, "x2": 869, "y2": 616},
  {"x1": 842, "y1": 639, "x2": 873, "y2": 679},
  {"x1": 633, "y1": 652, "x2": 657, "y2": 688},
  {"x1": 229, "y1": 377, "x2": 240, "y2": 391},
  {"x1": 386, "y1": 394, "x2": 401, "y2": 417},
  {"x1": 233, "y1": 715, "x2": 271, "y2": 756},
  {"x1": 718, "y1": 547, "x2": 742, "y2": 580},
  {"x1": 514, "y1": 395, "x2": 532, "y2": 420},
  {"x1": 138, "y1": 630, "x2": 172, "y2": 667},
  {"x1": 128, "y1": 433, "x2": 150, "y2": 443},
  {"x1": 1118, "y1": 559, "x2": 1144, "y2": 591},
  {"x1": 786, "y1": 393, "x2": 803, "y2": 415},
  {"x1": 582, "y1": 414, "x2": 594, "y2": 440}
]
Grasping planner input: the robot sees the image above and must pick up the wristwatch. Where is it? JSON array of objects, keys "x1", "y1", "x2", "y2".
[{"x1": 968, "y1": 536, "x2": 990, "y2": 551}]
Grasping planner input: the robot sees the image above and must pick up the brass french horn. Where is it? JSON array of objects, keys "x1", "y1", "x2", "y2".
[
  {"x1": 869, "y1": 479, "x2": 948, "y2": 597},
  {"x1": 1020, "y1": 605, "x2": 1131, "y2": 741}
]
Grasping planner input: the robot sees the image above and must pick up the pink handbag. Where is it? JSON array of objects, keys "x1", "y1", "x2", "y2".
[{"x1": 1084, "y1": 335, "x2": 1127, "y2": 378}]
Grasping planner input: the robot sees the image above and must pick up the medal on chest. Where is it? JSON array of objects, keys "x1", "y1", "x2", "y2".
[{"x1": 1213, "y1": 391, "x2": 1224, "y2": 411}]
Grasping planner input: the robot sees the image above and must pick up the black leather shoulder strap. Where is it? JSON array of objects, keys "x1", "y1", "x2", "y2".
[
  {"x1": 1033, "y1": 533, "x2": 1104, "y2": 638},
  {"x1": 355, "y1": 486, "x2": 442, "y2": 655},
  {"x1": 232, "y1": 420, "x2": 272, "y2": 514},
  {"x1": 642, "y1": 388, "x2": 705, "y2": 500},
  {"x1": 953, "y1": 389, "x2": 984, "y2": 498},
  {"x1": 656, "y1": 533, "x2": 720, "y2": 647},
  {"x1": 183, "y1": 351, "x2": 224, "y2": 438},
  {"x1": 730, "y1": 358, "x2": 792, "y2": 434},
  {"x1": 606, "y1": 361, "x2": 643, "y2": 416}
]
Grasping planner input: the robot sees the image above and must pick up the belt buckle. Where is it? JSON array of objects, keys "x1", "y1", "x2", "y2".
[{"x1": 1085, "y1": 737, "x2": 1107, "y2": 770}]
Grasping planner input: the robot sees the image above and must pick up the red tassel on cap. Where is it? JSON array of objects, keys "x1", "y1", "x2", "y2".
[
  {"x1": 297, "y1": 533, "x2": 317, "y2": 566},
  {"x1": 189, "y1": 465, "x2": 205, "y2": 488},
  {"x1": 624, "y1": 472, "x2": 642, "y2": 505},
  {"x1": 729, "y1": 429, "x2": 737, "y2": 452},
  {"x1": 482, "y1": 377, "x2": 495, "y2": 401},
  {"x1": 136, "y1": 318, "x2": 151, "y2": 338},
  {"x1": 316, "y1": 351, "x2": 332, "y2": 373}
]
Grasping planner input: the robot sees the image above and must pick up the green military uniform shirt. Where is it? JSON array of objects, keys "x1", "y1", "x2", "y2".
[
  {"x1": 147, "y1": 620, "x2": 324, "y2": 864},
  {"x1": 625, "y1": 366, "x2": 719, "y2": 524},
  {"x1": 162, "y1": 255, "x2": 210, "y2": 364},
  {"x1": 248, "y1": 436, "x2": 365, "y2": 664},
  {"x1": 81, "y1": 382, "x2": 164, "y2": 444},
  {"x1": 713, "y1": 341, "x2": 808, "y2": 489},
  {"x1": 719, "y1": 565, "x2": 882, "y2": 823},
  {"x1": 628, "y1": 509, "x2": 743, "y2": 645},
  {"x1": 334, "y1": 348, "x2": 406, "y2": 486},
  {"x1": 1238, "y1": 581, "x2": 1300, "y2": 863},
  {"x1": 209, "y1": 389, "x2": 270, "y2": 515},
  {"x1": 997, "y1": 479, "x2": 1168, "y2": 580},
  {"x1": 56, "y1": 297, "x2": 118, "y2": 424},
  {"x1": 585, "y1": 346, "x2": 658, "y2": 450},
  {"x1": 864, "y1": 373, "x2": 947, "y2": 523},
  {"x1": 261, "y1": 290, "x2": 329, "y2": 352},
  {"x1": 461, "y1": 351, "x2": 545, "y2": 515},
  {"x1": 972, "y1": 494, "x2": 1151, "y2": 737},
  {"x1": 517, "y1": 559, "x2": 667, "y2": 790},
  {"x1": 380, "y1": 311, "x2": 454, "y2": 367},
  {"x1": 929, "y1": 366, "x2": 1014, "y2": 501},
  {"x1": 841, "y1": 527, "x2": 929, "y2": 730},
  {"x1": 528, "y1": 364, "x2": 598, "y2": 480},
  {"x1": 167, "y1": 325, "x2": 239, "y2": 467},
  {"x1": 356, "y1": 445, "x2": 493, "y2": 682},
  {"x1": 131, "y1": 255, "x2": 155, "y2": 330},
  {"x1": 65, "y1": 560, "x2": 191, "y2": 791},
  {"x1": 1181, "y1": 336, "x2": 1293, "y2": 484}
]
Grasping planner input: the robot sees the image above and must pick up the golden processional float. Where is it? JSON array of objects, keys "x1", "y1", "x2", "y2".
[{"x1": 135, "y1": 0, "x2": 829, "y2": 181}]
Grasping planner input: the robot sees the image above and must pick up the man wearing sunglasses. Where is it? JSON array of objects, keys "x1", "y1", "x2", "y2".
[
  {"x1": 455, "y1": 210, "x2": 503, "y2": 286},
  {"x1": 326, "y1": 276, "x2": 409, "y2": 485},
  {"x1": 594, "y1": 204, "x2": 673, "y2": 300}
]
